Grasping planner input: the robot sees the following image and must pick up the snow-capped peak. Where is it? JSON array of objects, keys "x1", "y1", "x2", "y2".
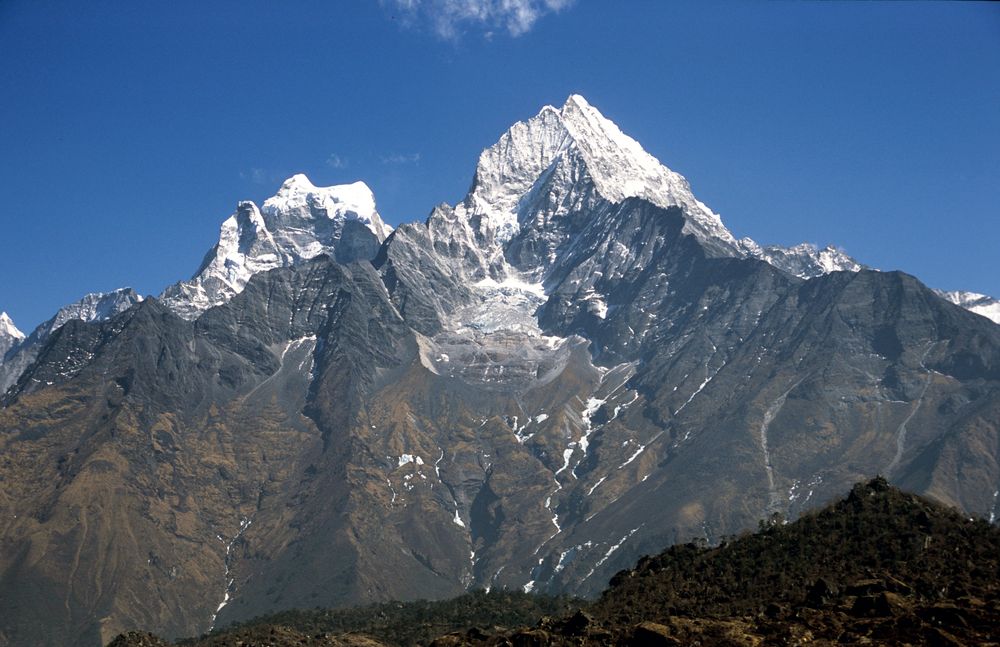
[
  {"x1": 559, "y1": 94, "x2": 728, "y2": 235},
  {"x1": 41, "y1": 288, "x2": 144, "y2": 338},
  {"x1": 264, "y1": 174, "x2": 390, "y2": 241},
  {"x1": 0, "y1": 312, "x2": 24, "y2": 342},
  {"x1": 0, "y1": 312, "x2": 24, "y2": 366},
  {"x1": 161, "y1": 174, "x2": 392, "y2": 320},
  {"x1": 463, "y1": 94, "x2": 738, "y2": 251},
  {"x1": 0, "y1": 289, "x2": 143, "y2": 390}
]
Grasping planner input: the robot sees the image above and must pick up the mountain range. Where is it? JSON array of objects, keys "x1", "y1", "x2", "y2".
[{"x1": 1, "y1": 95, "x2": 998, "y2": 646}]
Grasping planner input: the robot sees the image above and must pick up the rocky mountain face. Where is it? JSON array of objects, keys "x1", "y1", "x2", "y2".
[
  {"x1": 0, "y1": 288, "x2": 143, "y2": 393},
  {"x1": 1, "y1": 95, "x2": 999, "y2": 647},
  {"x1": 737, "y1": 242, "x2": 1000, "y2": 326}
]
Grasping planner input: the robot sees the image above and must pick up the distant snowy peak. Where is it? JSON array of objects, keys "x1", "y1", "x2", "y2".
[
  {"x1": 465, "y1": 103, "x2": 572, "y2": 243},
  {"x1": 559, "y1": 95, "x2": 735, "y2": 247},
  {"x1": 0, "y1": 288, "x2": 143, "y2": 392},
  {"x1": 38, "y1": 288, "x2": 143, "y2": 339},
  {"x1": 264, "y1": 174, "x2": 391, "y2": 242},
  {"x1": 0, "y1": 312, "x2": 24, "y2": 361},
  {"x1": 464, "y1": 94, "x2": 738, "y2": 252},
  {"x1": 738, "y1": 238, "x2": 864, "y2": 279},
  {"x1": 736, "y1": 241, "x2": 999, "y2": 324},
  {"x1": 160, "y1": 201, "x2": 287, "y2": 320},
  {"x1": 0, "y1": 312, "x2": 24, "y2": 342},
  {"x1": 161, "y1": 174, "x2": 392, "y2": 320},
  {"x1": 935, "y1": 290, "x2": 1000, "y2": 325}
]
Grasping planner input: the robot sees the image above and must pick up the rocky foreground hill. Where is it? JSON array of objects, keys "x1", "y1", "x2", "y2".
[{"x1": 107, "y1": 479, "x2": 1000, "y2": 646}]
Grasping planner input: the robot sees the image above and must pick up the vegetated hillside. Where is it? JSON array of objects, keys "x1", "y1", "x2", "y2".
[
  {"x1": 109, "y1": 591, "x2": 578, "y2": 647},
  {"x1": 580, "y1": 476, "x2": 1000, "y2": 645},
  {"x1": 109, "y1": 479, "x2": 1000, "y2": 646},
  {"x1": 202, "y1": 591, "x2": 578, "y2": 646}
]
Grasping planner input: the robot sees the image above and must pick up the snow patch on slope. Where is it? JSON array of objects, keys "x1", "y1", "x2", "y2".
[
  {"x1": 417, "y1": 264, "x2": 575, "y2": 388},
  {"x1": 209, "y1": 516, "x2": 252, "y2": 631}
]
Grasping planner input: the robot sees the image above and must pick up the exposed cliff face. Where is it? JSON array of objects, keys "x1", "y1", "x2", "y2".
[
  {"x1": 0, "y1": 288, "x2": 143, "y2": 394},
  {"x1": 0, "y1": 258, "x2": 416, "y2": 645},
  {"x1": 1, "y1": 96, "x2": 998, "y2": 647}
]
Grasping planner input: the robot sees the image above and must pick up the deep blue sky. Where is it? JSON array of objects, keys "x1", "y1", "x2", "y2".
[{"x1": 1, "y1": 1, "x2": 998, "y2": 331}]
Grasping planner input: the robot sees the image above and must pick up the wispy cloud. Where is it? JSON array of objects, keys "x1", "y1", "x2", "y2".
[
  {"x1": 326, "y1": 153, "x2": 348, "y2": 169},
  {"x1": 381, "y1": 152, "x2": 421, "y2": 165},
  {"x1": 382, "y1": 0, "x2": 574, "y2": 39},
  {"x1": 240, "y1": 167, "x2": 292, "y2": 186},
  {"x1": 240, "y1": 167, "x2": 270, "y2": 185},
  {"x1": 251, "y1": 168, "x2": 268, "y2": 184}
]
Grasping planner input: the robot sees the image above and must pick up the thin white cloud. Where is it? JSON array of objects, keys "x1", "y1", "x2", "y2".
[
  {"x1": 240, "y1": 167, "x2": 269, "y2": 185},
  {"x1": 326, "y1": 153, "x2": 348, "y2": 169},
  {"x1": 383, "y1": 0, "x2": 574, "y2": 39},
  {"x1": 240, "y1": 167, "x2": 290, "y2": 186},
  {"x1": 381, "y1": 152, "x2": 421, "y2": 165}
]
